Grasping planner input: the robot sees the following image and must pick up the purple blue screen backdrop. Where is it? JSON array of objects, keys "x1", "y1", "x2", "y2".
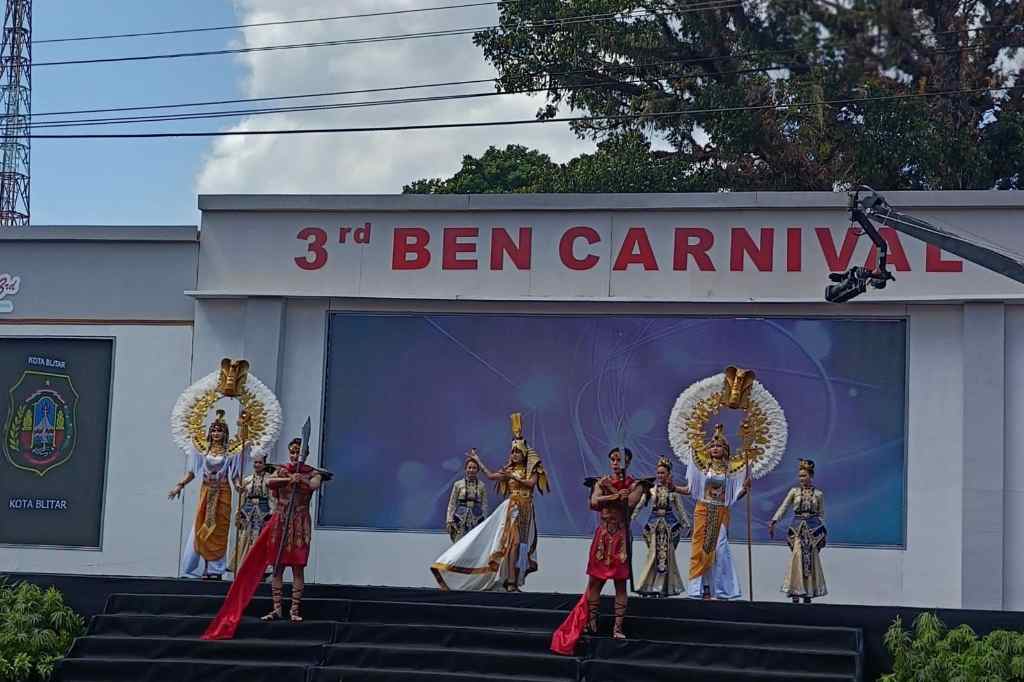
[{"x1": 319, "y1": 313, "x2": 907, "y2": 547}]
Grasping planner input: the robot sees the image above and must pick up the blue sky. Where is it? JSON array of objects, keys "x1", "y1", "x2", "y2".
[
  {"x1": 30, "y1": 1, "x2": 590, "y2": 226},
  {"x1": 34, "y1": 2, "x2": 243, "y2": 225}
]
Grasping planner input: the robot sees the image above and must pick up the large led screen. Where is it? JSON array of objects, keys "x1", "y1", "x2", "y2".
[{"x1": 320, "y1": 314, "x2": 906, "y2": 547}]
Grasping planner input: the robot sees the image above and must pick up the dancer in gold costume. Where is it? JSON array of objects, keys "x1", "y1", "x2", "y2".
[
  {"x1": 686, "y1": 426, "x2": 750, "y2": 600},
  {"x1": 229, "y1": 452, "x2": 275, "y2": 573},
  {"x1": 769, "y1": 459, "x2": 827, "y2": 603},
  {"x1": 169, "y1": 410, "x2": 242, "y2": 580},
  {"x1": 431, "y1": 413, "x2": 549, "y2": 591},
  {"x1": 445, "y1": 456, "x2": 489, "y2": 542},
  {"x1": 634, "y1": 457, "x2": 691, "y2": 598}
]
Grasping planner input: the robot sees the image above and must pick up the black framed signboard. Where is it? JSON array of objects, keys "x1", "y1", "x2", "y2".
[{"x1": 0, "y1": 337, "x2": 114, "y2": 548}]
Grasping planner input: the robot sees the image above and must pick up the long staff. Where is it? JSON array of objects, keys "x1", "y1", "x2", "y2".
[
  {"x1": 745, "y1": 451, "x2": 754, "y2": 601},
  {"x1": 231, "y1": 411, "x2": 250, "y2": 571}
]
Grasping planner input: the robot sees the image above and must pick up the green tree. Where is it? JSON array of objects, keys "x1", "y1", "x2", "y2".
[
  {"x1": 457, "y1": 0, "x2": 1024, "y2": 191},
  {"x1": 882, "y1": 612, "x2": 1024, "y2": 681},
  {"x1": 403, "y1": 144, "x2": 559, "y2": 194},
  {"x1": 0, "y1": 580, "x2": 84, "y2": 681},
  {"x1": 405, "y1": 133, "x2": 703, "y2": 193}
]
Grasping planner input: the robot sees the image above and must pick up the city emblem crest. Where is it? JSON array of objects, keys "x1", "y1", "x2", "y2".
[{"x1": 3, "y1": 370, "x2": 79, "y2": 476}]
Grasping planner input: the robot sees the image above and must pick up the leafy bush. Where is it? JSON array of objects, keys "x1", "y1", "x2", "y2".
[
  {"x1": 0, "y1": 580, "x2": 84, "y2": 681},
  {"x1": 881, "y1": 612, "x2": 1024, "y2": 681}
]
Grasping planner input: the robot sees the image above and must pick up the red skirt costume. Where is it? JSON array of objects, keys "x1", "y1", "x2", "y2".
[
  {"x1": 202, "y1": 463, "x2": 317, "y2": 640},
  {"x1": 266, "y1": 463, "x2": 314, "y2": 567},
  {"x1": 552, "y1": 474, "x2": 635, "y2": 655},
  {"x1": 586, "y1": 475, "x2": 634, "y2": 581}
]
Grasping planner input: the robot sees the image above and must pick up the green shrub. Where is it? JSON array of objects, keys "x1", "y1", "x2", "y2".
[
  {"x1": 881, "y1": 612, "x2": 1024, "y2": 681},
  {"x1": 0, "y1": 580, "x2": 84, "y2": 681}
]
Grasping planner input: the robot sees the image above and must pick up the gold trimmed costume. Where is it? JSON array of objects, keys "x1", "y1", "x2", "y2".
[
  {"x1": 431, "y1": 414, "x2": 549, "y2": 591},
  {"x1": 634, "y1": 478, "x2": 691, "y2": 597},
  {"x1": 772, "y1": 460, "x2": 827, "y2": 600},
  {"x1": 229, "y1": 467, "x2": 275, "y2": 572},
  {"x1": 445, "y1": 476, "x2": 488, "y2": 542}
]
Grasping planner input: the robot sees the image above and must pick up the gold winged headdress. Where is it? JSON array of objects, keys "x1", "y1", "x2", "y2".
[
  {"x1": 171, "y1": 357, "x2": 283, "y2": 458},
  {"x1": 667, "y1": 366, "x2": 788, "y2": 479},
  {"x1": 499, "y1": 412, "x2": 550, "y2": 496}
]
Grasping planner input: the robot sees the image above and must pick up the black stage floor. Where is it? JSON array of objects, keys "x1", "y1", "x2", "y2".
[{"x1": 6, "y1": 572, "x2": 1024, "y2": 681}]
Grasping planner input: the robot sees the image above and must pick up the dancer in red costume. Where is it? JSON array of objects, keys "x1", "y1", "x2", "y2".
[
  {"x1": 202, "y1": 436, "x2": 322, "y2": 640},
  {"x1": 551, "y1": 448, "x2": 645, "y2": 654}
]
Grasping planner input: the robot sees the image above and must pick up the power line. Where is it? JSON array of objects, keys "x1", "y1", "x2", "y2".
[
  {"x1": 33, "y1": 1, "x2": 504, "y2": 44},
  {"x1": 29, "y1": 64, "x2": 800, "y2": 129},
  {"x1": 30, "y1": 38, "x2": 1000, "y2": 126},
  {"x1": 34, "y1": 7, "x2": 727, "y2": 68},
  {"x1": 32, "y1": 23, "x2": 998, "y2": 117},
  {"x1": 29, "y1": 85, "x2": 1021, "y2": 139}
]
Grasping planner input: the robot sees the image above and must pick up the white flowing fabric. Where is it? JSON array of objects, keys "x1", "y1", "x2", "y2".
[
  {"x1": 180, "y1": 447, "x2": 241, "y2": 578},
  {"x1": 685, "y1": 464, "x2": 743, "y2": 600},
  {"x1": 431, "y1": 499, "x2": 534, "y2": 591}
]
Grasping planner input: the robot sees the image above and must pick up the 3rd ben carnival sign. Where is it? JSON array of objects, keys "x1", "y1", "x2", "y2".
[{"x1": 3, "y1": 355, "x2": 79, "y2": 477}]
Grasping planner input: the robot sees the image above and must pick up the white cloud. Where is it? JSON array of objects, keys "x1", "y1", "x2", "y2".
[{"x1": 195, "y1": 0, "x2": 595, "y2": 195}]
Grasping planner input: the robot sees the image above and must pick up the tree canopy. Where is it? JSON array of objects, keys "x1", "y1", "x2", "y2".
[{"x1": 407, "y1": 0, "x2": 1024, "y2": 193}]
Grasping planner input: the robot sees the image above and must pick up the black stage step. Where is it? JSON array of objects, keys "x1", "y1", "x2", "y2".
[{"x1": 55, "y1": 585, "x2": 864, "y2": 682}]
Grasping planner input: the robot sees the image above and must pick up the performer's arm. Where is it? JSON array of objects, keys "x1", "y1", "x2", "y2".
[
  {"x1": 816, "y1": 490, "x2": 825, "y2": 524},
  {"x1": 168, "y1": 471, "x2": 195, "y2": 499},
  {"x1": 590, "y1": 478, "x2": 621, "y2": 509},
  {"x1": 308, "y1": 473, "x2": 322, "y2": 491},
  {"x1": 480, "y1": 482, "x2": 489, "y2": 517},
  {"x1": 671, "y1": 492, "x2": 691, "y2": 530},
  {"x1": 471, "y1": 452, "x2": 510, "y2": 482},
  {"x1": 630, "y1": 493, "x2": 647, "y2": 521},
  {"x1": 626, "y1": 481, "x2": 645, "y2": 510},
  {"x1": 445, "y1": 482, "x2": 459, "y2": 528},
  {"x1": 733, "y1": 471, "x2": 752, "y2": 502},
  {"x1": 767, "y1": 489, "x2": 795, "y2": 538},
  {"x1": 511, "y1": 471, "x2": 539, "y2": 489}
]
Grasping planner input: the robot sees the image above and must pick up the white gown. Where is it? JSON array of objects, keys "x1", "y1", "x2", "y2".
[
  {"x1": 179, "y1": 447, "x2": 241, "y2": 578},
  {"x1": 685, "y1": 465, "x2": 743, "y2": 600}
]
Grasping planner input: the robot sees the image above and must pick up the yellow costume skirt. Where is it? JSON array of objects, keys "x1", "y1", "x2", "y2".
[
  {"x1": 194, "y1": 482, "x2": 231, "y2": 562},
  {"x1": 689, "y1": 501, "x2": 730, "y2": 580}
]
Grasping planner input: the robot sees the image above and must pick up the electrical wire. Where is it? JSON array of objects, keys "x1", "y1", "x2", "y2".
[
  {"x1": 34, "y1": 6, "x2": 744, "y2": 68},
  {"x1": 27, "y1": 85, "x2": 1022, "y2": 139},
  {"x1": 29, "y1": 39, "x2": 1003, "y2": 128},
  {"x1": 29, "y1": 64, "x2": 800, "y2": 129},
  {"x1": 32, "y1": 23, "x2": 1003, "y2": 118},
  {"x1": 33, "y1": 1, "x2": 506, "y2": 44}
]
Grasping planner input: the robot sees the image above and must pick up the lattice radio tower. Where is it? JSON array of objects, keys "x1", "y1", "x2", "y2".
[{"x1": 0, "y1": 0, "x2": 30, "y2": 227}]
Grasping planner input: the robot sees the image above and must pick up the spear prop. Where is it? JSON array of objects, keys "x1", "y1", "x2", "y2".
[
  {"x1": 272, "y1": 417, "x2": 311, "y2": 577},
  {"x1": 745, "y1": 449, "x2": 754, "y2": 602}
]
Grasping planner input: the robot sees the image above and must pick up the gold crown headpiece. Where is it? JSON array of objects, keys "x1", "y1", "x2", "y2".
[
  {"x1": 510, "y1": 412, "x2": 526, "y2": 451},
  {"x1": 217, "y1": 358, "x2": 250, "y2": 398},
  {"x1": 710, "y1": 424, "x2": 731, "y2": 455},
  {"x1": 799, "y1": 458, "x2": 815, "y2": 475},
  {"x1": 656, "y1": 456, "x2": 673, "y2": 471},
  {"x1": 207, "y1": 409, "x2": 229, "y2": 440}
]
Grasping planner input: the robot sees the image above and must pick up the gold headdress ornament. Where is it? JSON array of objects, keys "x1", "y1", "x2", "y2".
[
  {"x1": 498, "y1": 412, "x2": 549, "y2": 495},
  {"x1": 172, "y1": 357, "x2": 283, "y2": 457},
  {"x1": 799, "y1": 458, "x2": 816, "y2": 475},
  {"x1": 656, "y1": 456, "x2": 673, "y2": 471},
  {"x1": 724, "y1": 366, "x2": 756, "y2": 410},
  {"x1": 668, "y1": 366, "x2": 788, "y2": 479},
  {"x1": 206, "y1": 409, "x2": 228, "y2": 441},
  {"x1": 709, "y1": 424, "x2": 731, "y2": 456},
  {"x1": 217, "y1": 359, "x2": 250, "y2": 398}
]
